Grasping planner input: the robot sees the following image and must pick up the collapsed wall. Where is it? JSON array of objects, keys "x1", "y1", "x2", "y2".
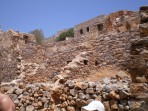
[
  {"x1": 0, "y1": 30, "x2": 47, "y2": 82},
  {"x1": 0, "y1": 30, "x2": 36, "y2": 82}
]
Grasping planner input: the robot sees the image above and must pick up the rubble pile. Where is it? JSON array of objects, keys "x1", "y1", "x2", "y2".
[
  {"x1": 2, "y1": 83, "x2": 53, "y2": 111},
  {"x1": 2, "y1": 74, "x2": 135, "y2": 111}
]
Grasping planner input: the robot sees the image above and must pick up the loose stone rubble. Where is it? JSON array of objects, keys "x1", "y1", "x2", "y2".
[{"x1": 2, "y1": 75, "x2": 132, "y2": 111}]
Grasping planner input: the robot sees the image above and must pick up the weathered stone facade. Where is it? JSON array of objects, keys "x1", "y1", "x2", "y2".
[
  {"x1": 45, "y1": 31, "x2": 140, "y2": 79},
  {"x1": 0, "y1": 10, "x2": 141, "y2": 83},
  {"x1": 0, "y1": 6, "x2": 147, "y2": 111},
  {"x1": 0, "y1": 30, "x2": 46, "y2": 82},
  {"x1": 74, "y1": 10, "x2": 139, "y2": 38}
]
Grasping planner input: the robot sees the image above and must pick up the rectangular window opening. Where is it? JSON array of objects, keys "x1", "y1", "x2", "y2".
[
  {"x1": 95, "y1": 61, "x2": 99, "y2": 66},
  {"x1": 84, "y1": 60, "x2": 88, "y2": 65},
  {"x1": 86, "y1": 27, "x2": 89, "y2": 32},
  {"x1": 97, "y1": 24, "x2": 103, "y2": 31},
  {"x1": 80, "y1": 29, "x2": 83, "y2": 34},
  {"x1": 67, "y1": 61, "x2": 72, "y2": 64}
]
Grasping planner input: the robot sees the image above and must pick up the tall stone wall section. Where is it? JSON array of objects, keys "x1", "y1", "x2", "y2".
[
  {"x1": 129, "y1": 5, "x2": 148, "y2": 111},
  {"x1": 0, "y1": 30, "x2": 47, "y2": 82}
]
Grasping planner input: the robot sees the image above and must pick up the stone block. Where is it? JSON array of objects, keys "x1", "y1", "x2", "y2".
[
  {"x1": 119, "y1": 90, "x2": 129, "y2": 99},
  {"x1": 103, "y1": 101, "x2": 111, "y2": 111},
  {"x1": 139, "y1": 23, "x2": 148, "y2": 37},
  {"x1": 110, "y1": 100, "x2": 118, "y2": 110},
  {"x1": 70, "y1": 88, "x2": 78, "y2": 97},
  {"x1": 130, "y1": 83, "x2": 148, "y2": 94}
]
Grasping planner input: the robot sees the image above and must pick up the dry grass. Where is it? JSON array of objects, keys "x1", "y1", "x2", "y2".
[{"x1": 86, "y1": 66, "x2": 129, "y2": 81}]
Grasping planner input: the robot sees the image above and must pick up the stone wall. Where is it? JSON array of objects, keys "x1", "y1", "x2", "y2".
[
  {"x1": 0, "y1": 6, "x2": 147, "y2": 111},
  {"x1": 0, "y1": 30, "x2": 47, "y2": 82},
  {"x1": 2, "y1": 74, "x2": 133, "y2": 111},
  {"x1": 3, "y1": 72, "x2": 148, "y2": 111},
  {"x1": 129, "y1": 5, "x2": 148, "y2": 111},
  {"x1": 74, "y1": 10, "x2": 139, "y2": 38},
  {"x1": 45, "y1": 31, "x2": 140, "y2": 79},
  {"x1": 0, "y1": 9, "x2": 141, "y2": 83}
]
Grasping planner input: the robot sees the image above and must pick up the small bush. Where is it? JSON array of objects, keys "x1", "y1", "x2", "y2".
[
  {"x1": 30, "y1": 29, "x2": 45, "y2": 44},
  {"x1": 56, "y1": 28, "x2": 74, "y2": 41}
]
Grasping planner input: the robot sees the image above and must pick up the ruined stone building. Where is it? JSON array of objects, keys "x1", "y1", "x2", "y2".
[
  {"x1": 0, "y1": 6, "x2": 147, "y2": 111},
  {"x1": 0, "y1": 10, "x2": 141, "y2": 82}
]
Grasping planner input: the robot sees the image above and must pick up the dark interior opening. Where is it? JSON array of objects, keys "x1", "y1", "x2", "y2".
[
  {"x1": 23, "y1": 35, "x2": 29, "y2": 44},
  {"x1": 97, "y1": 24, "x2": 103, "y2": 31},
  {"x1": 86, "y1": 27, "x2": 89, "y2": 32},
  {"x1": 95, "y1": 61, "x2": 99, "y2": 66},
  {"x1": 84, "y1": 60, "x2": 88, "y2": 65},
  {"x1": 23, "y1": 35, "x2": 28, "y2": 39},
  {"x1": 80, "y1": 29, "x2": 83, "y2": 34},
  {"x1": 67, "y1": 61, "x2": 72, "y2": 64}
]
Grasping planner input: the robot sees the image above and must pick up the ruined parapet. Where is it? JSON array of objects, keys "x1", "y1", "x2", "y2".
[
  {"x1": 0, "y1": 30, "x2": 45, "y2": 82},
  {"x1": 74, "y1": 10, "x2": 139, "y2": 38},
  {"x1": 74, "y1": 15, "x2": 106, "y2": 38}
]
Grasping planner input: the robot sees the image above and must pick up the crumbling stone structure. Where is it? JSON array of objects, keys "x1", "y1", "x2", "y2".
[
  {"x1": 129, "y1": 5, "x2": 148, "y2": 111},
  {"x1": 0, "y1": 6, "x2": 148, "y2": 111},
  {"x1": 0, "y1": 10, "x2": 141, "y2": 83},
  {"x1": 45, "y1": 10, "x2": 140, "y2": 79},
  {"x1": 0, "y1": 30, "x2": 46, "y2": 82},
  {"x1": 74, "y1": 10, "x2": 139, "y2": 38}
]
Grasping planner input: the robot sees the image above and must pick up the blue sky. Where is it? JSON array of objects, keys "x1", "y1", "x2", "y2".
[{"x1": 0, "y1": 0, "x2": 147, "y2": 37}]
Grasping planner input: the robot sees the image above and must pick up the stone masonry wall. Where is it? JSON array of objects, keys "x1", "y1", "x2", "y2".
[
  {"x1": 129, "y1": 5, "x2": 148, "y2": 111},
  {"x1": 74, "y1": 10, "x2": 139, "y2": 38},
  {"x1": 44, "y1": 31, "x2": 140, "y2": 79},
  {"x1": 0, "y1": 10, "x2": 141, "y2": 83},
  {"x1": 0, "y1": 30, "x2": 47, "y2": 82},
  {"x1": 2, "y1": 74, "x2": 133, "y2": 111}
]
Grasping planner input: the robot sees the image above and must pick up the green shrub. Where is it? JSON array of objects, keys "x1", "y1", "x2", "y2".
[
  {"x1": 30, "y1": 29, "x2": 45, "y2": 44},
  {"x1": 56, "y1": 28, "x2": 74, "y2": 41}
]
